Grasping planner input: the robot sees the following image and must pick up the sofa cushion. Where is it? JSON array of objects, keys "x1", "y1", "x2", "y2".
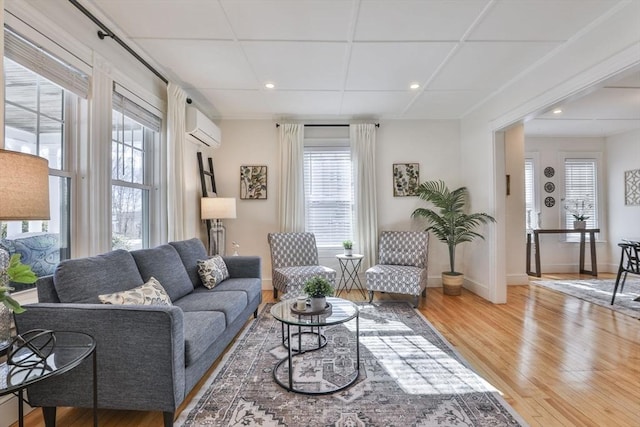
[
  {"x1": 207, "y1": 278, "x2": 262, "y2": 306},
  {"x1": 169, "y1": 238, "x2": 208, "y2": 288},
  {"x1": 54, "y1": 249, "x2": 144, "y2": 304},
  {"x1": 174, "y1": 290, "x2": 247, "y2": 325},
  {"x1": 131, "y1": 244, "x2": 194, "y2": 301},
  {"x1": 182, "y1": 311, "x2": 226, "y2": 366},
  {"x1": 197, "y1": 255, "x2": 229, "y2": 289},
  {"x1": 98, "y1": 277, "x2": 172, "y2": 306}
]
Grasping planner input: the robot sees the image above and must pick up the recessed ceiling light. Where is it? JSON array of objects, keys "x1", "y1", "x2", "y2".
[
  {"x1": 553, "y1": 108, "x2": 562, "y2": 114},
  {"x1": 410, "y1": 83, "x2": 420, "y2": 90},
  {"x1": 265, "y1": 83, "x2": 275, "y2": 89}
]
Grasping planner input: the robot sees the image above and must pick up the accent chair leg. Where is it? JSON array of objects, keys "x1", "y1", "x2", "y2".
[
  {"x1": 254, "y1": 308, "x2": 258, "y2": 318},
  {"x1": 163, "y1": 411, "x2": 175, "y2": 427},
  {"x1": 273, "y1": 288, "x2": 278, "y2": 299},
  {"x1": 368, "y1": 291, "x2": 374, "y2": 303},
  {"x1": 42, "y1": 407, "x2": 57, "y2": 427},
  {"x1": 421, "y1": 288, "x2": 426, "y2": 297},
  {"x1": 414, "y1": 295, "x2": 419, "y2": 308}
]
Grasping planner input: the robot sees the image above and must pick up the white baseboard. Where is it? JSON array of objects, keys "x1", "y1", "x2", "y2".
[{"x1": 507, "y1": 273, "x2": 530, "y2": 285}]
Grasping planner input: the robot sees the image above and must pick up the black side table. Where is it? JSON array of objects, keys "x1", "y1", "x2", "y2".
[
  {"x1": 335, "y1": 254, "x2": 366, "y2": 299},
  {"x1": 0, "y1": 330, "x2": 97, "y2": 427}
]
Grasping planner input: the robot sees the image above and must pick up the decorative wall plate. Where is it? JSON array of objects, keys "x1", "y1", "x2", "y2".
[
  {"x1": 544, "y1": 196, "x2": 555, "y2": 207},
  {"x1": 544, "y1": 166, "x2": 555, "y2": 178},
  {"x1": 544, "y1": 182, "x2": 555, "y2": 193}
]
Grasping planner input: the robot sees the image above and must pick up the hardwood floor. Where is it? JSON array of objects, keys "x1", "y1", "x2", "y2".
[{"x1": 16, "y1": 274, "x2": 640, "y2": 427}]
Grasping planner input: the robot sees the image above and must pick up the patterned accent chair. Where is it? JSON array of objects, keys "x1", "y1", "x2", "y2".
[
  {"x1": 365, "y1": 231, "x2": 429, "y2": 307},
  {"x1": 0, "y1": 232, "x2": 60, "y2": 292},
  {"x1": 267, "y1": 232, "x2": 336, "y2": 299}
]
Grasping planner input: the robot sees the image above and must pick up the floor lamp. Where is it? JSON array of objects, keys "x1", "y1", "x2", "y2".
[
  {"x1": 0, "y1": 149, "x2": 50, "y2": 349},
  {"x1": 201, "y1": 197, "x2": 236, "y2": 256}
]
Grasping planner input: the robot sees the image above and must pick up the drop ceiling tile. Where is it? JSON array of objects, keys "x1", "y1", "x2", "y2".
[
  {"x1": 428, "y1": 41, "x2": 560, "y2": 91},
  {"x1": 264, "y1": 91, "x2": 343, "y2": 116},
  {"x1": 136, "y1": 39, "x2": 258, "y2": 89},
  {"x1": 355, "y1": 0, "x2": 489, "y2": 41},
  {"x1": 241, "y1": 41, "x2": 348, "y2": 90},
  {"x1": 346, "y1": 42, "x2": 456, "y2": 91},
  {"x1": 469, "y1": 0, "x2": 620, "y2": 41},
  {"x1": 340, "y1": 91, "x2": 415, "y2": 117},
  {"x1": 92, "y1": 0, "x2": 234, "y2": 39},
  {"x1": 198, "y1": 89, "x2": 272, "y2": 118},
  {"x1": 404, "y1": 90, "x2": 488, "y2": 119},
  {"x1": 221, "y1": 0, "x2": 354, "y2": 41}
]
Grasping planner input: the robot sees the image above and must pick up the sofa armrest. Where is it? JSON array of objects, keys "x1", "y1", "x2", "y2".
[
  {"x1": 13, "y1": 303, "x2": 186, "y2": 412},
  {"x1": 223, "y1": 256, "x2": 261, "y2": 279}
]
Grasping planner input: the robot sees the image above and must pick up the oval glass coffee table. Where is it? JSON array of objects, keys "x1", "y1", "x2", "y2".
[{"x1": 270, "y1": 296, "x2": 360, "y2": 395}]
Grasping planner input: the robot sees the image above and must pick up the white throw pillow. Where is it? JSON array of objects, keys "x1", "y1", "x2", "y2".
[
  {"x1": 98, "y1": 277, "x2": 172, "y2": 306},
  {"x1": 197, "y1": 255, "x2": 230, "y2": 289}
]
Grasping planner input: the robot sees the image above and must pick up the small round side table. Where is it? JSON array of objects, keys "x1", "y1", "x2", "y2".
[{"x1": 335, "y1": 254, "x2": 366, "y2": 299}]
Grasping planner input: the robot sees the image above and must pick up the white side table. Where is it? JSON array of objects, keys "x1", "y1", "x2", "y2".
[{"x1": 335, "y1": 254, "x2": 366, "y2": 299}]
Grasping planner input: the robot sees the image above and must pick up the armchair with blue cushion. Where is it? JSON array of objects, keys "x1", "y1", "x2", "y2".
[
  {"x1": 365, "y1": 231, "x2": 429, "y2": 307},
  {"x1": 267, "y1": 232, "x2": 336, "y2": 299},
  {"x1": 0, "y1": 232, "x2": 60, "y2": 291}
]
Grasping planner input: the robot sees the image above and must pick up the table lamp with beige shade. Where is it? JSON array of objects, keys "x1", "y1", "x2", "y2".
[
  {"x1": 201, "y1": 197, "x2": 236, "y2": 256},
  {"x1": 0, "y1": 149, "x2": 51, "y2": 351}
]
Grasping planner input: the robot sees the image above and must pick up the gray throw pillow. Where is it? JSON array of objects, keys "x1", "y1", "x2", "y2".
[
  {"x1": 98, "y1": 277, "x2": 172, "y2": 306},
  {"x1": 197, "y1": 256, "x2": 229, "y2": 289}
]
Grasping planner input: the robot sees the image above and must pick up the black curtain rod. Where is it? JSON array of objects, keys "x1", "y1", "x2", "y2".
[
  {"x1": 69, "y1": 0, "x2": 169, "y2": 84},
  {"x1": 276, "y1": 123, "x2": 380, "y2": 128}
]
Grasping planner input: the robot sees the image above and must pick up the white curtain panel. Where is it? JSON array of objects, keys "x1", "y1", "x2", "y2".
[
  {"x1": 351, "y1": 123, "x2": 378, "y2": 270},
  {"x1": 83, "y1": 55, "x2": 113, "y2": 255},
  {"x1": 278, "y1": 123, "x2": 305, "y2": 232},
  {"x1": 166, "y1": 83, "x2": 187, "y2": 241}
]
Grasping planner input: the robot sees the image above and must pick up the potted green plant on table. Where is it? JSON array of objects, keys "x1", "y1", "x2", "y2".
[
  {"x1": 342, "y1": 240, "x2": 353, "y2": 256},
  {"x1": 1, "y1": 254, "x2": 37, "y2": 350},
  {"x1": 303, "y1": 276, "x2": 334, "y2": 311},
  {"x1": 563, "y1": 197, "x2": 593, "y2": 229},
  {"x1": 411, "y1": 180, "x2": 495, "y2": 296}
]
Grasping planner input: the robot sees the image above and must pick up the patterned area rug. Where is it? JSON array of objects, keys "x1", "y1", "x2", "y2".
[
  {"x1": 531, "y1": 278, "x2": 640, "y2": 319},
  {"x1": 176, "y1": 302, "x2": 527, "y2": 426}
]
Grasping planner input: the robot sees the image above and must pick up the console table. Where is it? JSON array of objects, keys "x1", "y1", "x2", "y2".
[{"x1": 526, "y1": 228, "x2": 600, "y2": 278}]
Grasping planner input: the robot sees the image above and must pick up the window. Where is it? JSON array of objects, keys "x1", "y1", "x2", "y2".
[
  {"x1": 111, "y1": 90, "x2": 160, "y2": 250},
  {"x1": 2, "y1": 27, "x2": 87, "y2": 290},
  {"x1": 524, "y1": 158, "x2": 536, "y2": 228},
  {"x1": 303, "y1": 140, "x2": 353, "y2": 247},
  {"x1": 563, "y1": 157, "x2": 598, "y2": 237}
]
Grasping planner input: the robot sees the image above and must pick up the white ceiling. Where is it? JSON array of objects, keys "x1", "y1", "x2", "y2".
[{"x1": 81, "y1": 0, "x2": 639, "y2": 136}]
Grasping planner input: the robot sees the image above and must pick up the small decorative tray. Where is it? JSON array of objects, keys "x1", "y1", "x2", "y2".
[{"x1": 290, "y1": 302, "x2": 332, "y2": 316}]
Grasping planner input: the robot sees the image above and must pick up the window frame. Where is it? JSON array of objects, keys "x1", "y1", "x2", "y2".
[
  {"x1": 559, "y1": 151, "x2": 603, "y2": 242},
  {"x1": 303, "y1": 137, "x2": 354, "y2": 253},
  {"x1": 524, "y1": 152, "x2": 540, "y2": 229}
]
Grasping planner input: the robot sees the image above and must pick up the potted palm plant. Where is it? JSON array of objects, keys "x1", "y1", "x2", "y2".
[
  {"x1": 303, "y1": 276, "x2": 334, "y2": 311},
  {"x1": 411, "y1": 180, "x2": 495, "y2": 296},
  {"x1": 1, "y1": 254, "x2": 37, "y2": 350}
]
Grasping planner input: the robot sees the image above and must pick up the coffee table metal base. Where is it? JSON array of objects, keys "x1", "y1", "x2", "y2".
[{"x1": 273, "y1": 317, "x2": 360, "y2": 395}]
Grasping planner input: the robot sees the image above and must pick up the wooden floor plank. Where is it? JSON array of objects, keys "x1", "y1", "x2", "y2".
[{"x1": 14, "y1": 273, "x2": 640, "y2": 427}]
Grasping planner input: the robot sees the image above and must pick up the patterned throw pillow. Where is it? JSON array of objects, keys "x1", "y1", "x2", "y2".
[
  {"x1": 98, "y1": 277, "x2": 172, "y2": 306},
  {"x1": 197, "y1": 255, "x2": 230, "y2": 289}
]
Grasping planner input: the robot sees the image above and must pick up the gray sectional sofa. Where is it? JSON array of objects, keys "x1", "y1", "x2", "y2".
[{"x1": 14, "y1": 238, "x2": 262, "y2": 427}]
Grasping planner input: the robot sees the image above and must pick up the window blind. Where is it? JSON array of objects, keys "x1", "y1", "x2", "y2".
[
  {"x1": 303, "y1": 145, "x2": 353, "y2": 247},
  {"x1": 524, "y1": 159, "x2": 535, "y2": 227},
  {"x1": 113, "y1": 89, "x2": 162, "y2": 132},
  {"x1": 564, "y1": 158, "x2": 598, "y2": 229},
  {"x1": 4, "y1": 27, "x2": 89, "y2": 98}
]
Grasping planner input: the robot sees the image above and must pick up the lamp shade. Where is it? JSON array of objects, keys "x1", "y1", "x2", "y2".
[
  {"x1": 201, "y1": 197, "x2": 237, "y2": 220},
  {"x1": 0, "y1": 149, "x2": 50, "y2": 220}
]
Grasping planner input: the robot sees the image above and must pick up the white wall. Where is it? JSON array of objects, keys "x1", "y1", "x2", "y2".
[
  {"x1": 504, "y1": 125, "x2": 528, "y2": 285},
  {"x1": 606, "y1": 129, "x2": 640, "y2": 271},
  {"x1": 525, "y1": 136, "x2": 609, "y2": 274},
  {"x1": 215, "y1": 119, "x2": 460, "y2": 288},
  {"x1": 460, "y1": 2, "x2": 640, "y2": 302}
]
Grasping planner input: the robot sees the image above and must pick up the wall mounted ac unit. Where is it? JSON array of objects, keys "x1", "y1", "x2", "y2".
[{"x1": 185, "y1": 106, "x2": 221, "y2": 148}]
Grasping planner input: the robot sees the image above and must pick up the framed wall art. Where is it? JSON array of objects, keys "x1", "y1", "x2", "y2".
[
  {"x1": 240, "y1": 165, "x2": 267, "y2": 199},
  {"x1": 624, "y1": 168, "x2": 640, "y2": 206},
  {"x1": 393, "y1": 163, "x2": 419, "y2": 197}
]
